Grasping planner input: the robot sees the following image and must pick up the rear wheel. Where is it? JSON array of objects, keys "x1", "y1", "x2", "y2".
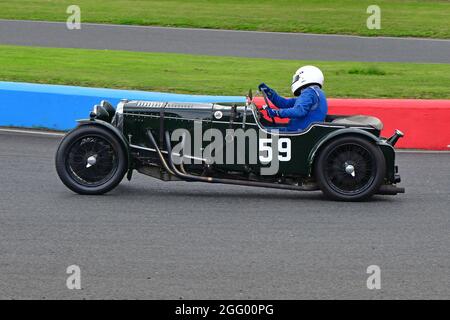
[
  {"x1": 55, "y1": 125, "x2": 127, "y2": 195},
  {"x1": 314, "y1": 136, "x2": 385, "y2": 201}
]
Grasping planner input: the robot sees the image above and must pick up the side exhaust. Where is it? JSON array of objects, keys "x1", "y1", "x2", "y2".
[
  {"x1": 146, "y1": 130, "x2": 318, "y2": 192},
  {"x1": 387, "y1": 129, "x2": 404, "y2": 146},
  {"x1": 377, "y1": 184, "x2": 405, "y2": 195}
]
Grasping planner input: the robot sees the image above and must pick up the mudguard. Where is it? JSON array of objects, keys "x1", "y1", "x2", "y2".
[
  {"x1": 307, "y1": 128, "x2": 381, "y2": 175},
  {"x1": 76, "y1": 119, "x2": 131, "y2": 169}
]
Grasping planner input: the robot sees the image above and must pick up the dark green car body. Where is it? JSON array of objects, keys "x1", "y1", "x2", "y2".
[{"x1": 59, "y1": 98, "x2": 404, "y2": 200}]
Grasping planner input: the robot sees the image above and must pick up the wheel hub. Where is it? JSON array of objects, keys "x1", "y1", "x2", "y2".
[
  {"x1": 324, "y1": 143, "x2": 376, "y2": 195},
  {"x1": 86, "y1": 155, "x2": 97, "y2": 168},
  {"x1": 344, "y1": 163, "x2": 356, "y2": 177},
  {"x1": 66, "y1": 136, "x2": 118, "y2": 186}
]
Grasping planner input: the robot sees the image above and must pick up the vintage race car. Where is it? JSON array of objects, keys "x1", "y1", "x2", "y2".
[{"x1": 55, "y1": 91, "x2": 405, "y2": 201}]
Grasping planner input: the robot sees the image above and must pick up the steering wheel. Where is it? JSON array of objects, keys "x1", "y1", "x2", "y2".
[
  {"x1": 254, "y1": 103, "x2": 264, "y2": 121},
  {"x1": 261, "y1": 90, "x2": 276, "y2": 125}
]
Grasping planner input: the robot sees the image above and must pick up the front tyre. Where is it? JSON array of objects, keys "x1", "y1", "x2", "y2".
[
  {"x1": 55, "y1": 125, "x2": 127, "y2": 195},
  {"x1": 314, "y1": 136, "x2": 386, "y2": 201}
]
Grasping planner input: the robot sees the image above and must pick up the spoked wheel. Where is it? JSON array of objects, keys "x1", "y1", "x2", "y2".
[
  {"x1": 55, "y1": 125, "x2": 127, "y2": 195},
  {"x1": 314, "y1": 136, "x2": 385, "y2": 201}
]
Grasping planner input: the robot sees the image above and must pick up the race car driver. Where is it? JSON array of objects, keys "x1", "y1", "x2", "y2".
[{"x1": 258, "y1": 65, "x2": 328, "y2": 132}]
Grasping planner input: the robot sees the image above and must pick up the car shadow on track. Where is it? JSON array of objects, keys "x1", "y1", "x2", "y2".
[{"x1": 102, "y1": 183, "x2": 396, "y2": 203}]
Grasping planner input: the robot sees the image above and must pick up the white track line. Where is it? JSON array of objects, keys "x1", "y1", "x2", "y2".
[
  {"x1": 0, "y1": 128, "x2": 65, "y2": 137},
  {"x1": 0, "y1": 128, "x2": 448, "y2": 153},
  {"x1": 397, "y1": 150, "x2": 450, "y2": 154}
]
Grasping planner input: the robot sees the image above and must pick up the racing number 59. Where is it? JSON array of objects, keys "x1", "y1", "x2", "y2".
[{"x1": 259, "y1": 138, "x2": 291, "y2": 163}]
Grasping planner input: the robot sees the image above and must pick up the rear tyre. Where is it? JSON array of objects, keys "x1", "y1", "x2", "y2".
[
  {"x1": 314, "y1": 136, "x2": 385, "y2": 201},
  {"x1": 55, "y1": 125, "x2": 127, "y2": 195}
]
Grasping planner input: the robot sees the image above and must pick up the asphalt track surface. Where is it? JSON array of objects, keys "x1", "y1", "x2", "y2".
[
  {"x1": 0, "y1": 130, "x2": 449, "y2": 299},
  {"x1": 1, "y1": 19, "x2": 450, "y2": 63}
]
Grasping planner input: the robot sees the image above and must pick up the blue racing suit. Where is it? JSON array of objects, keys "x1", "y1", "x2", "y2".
[{"x1": 266, "y1": 85, "x2": 328, "y2": 132}]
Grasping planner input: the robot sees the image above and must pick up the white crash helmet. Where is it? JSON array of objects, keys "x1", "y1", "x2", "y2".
[{"x1": 291, "y1": 65, "x2": 324, "y2": 95}]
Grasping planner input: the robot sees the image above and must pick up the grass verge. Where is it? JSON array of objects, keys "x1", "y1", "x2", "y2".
[
  {"x1": 1, "y1": 45, "x2": 449, "y2": 99},
  {"x1": 0, "y1": 0, "x2": 449, "y2": 38}
]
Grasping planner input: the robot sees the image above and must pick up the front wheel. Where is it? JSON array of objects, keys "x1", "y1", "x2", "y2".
[
  {"x1": 314, "y1": 136, "x2": 386, "y2": 201},
  {"x1": 55, "y1": 125, "x2": 128, "y2": 195}
]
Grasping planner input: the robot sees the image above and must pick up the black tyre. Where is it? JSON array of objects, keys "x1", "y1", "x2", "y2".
[
  {"x1": 314, "y1": 136, "x2": 386, "y2": 201},
  {"x1": 55, "y1": 125, "x2": 127, "y2": 195}
]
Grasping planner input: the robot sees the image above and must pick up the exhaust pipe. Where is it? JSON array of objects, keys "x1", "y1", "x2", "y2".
[
  {"x1": 377, "y1": 184, "x2": 405, "y2": 195},
  {"x1": 161, "y1": 131, "x2": 318, "y2": 192},
  {"x1": 387, "y1": 129, "x2": 404, "y2": 146}
]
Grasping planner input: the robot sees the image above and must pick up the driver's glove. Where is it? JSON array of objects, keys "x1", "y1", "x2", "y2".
[
  {"x1": 266, "y1": 108, "x2": 280, "y2": 118},
  {"x1": 258, "y1": 83, "x2": 275, "y2": 98}
]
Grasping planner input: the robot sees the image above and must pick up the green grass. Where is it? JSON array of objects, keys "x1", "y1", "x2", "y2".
[
  {"x1": 1, "y1": 45, "x2": 449, "y2": 99},
  {"x1": 0, "y1": 0, "x2": 450, "y2": 38},
  {"x1": 347, "y1": 66, "x2": 387, "y2": 76}
]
